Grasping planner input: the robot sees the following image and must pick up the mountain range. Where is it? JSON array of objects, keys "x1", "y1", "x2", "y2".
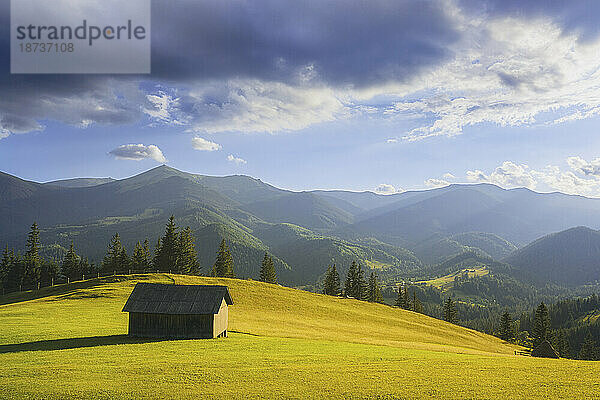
[{"x1": 2, "y1": 165, "x2": 600, "y2": 286}]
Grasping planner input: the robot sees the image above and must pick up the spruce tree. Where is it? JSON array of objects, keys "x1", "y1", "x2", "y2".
[
  {"x1": 211, "y1": 239, "x2": 235, "y2": 278},
  {"x1": 102, "y1": 233, "x2": 125, "y2": 273},
  {"x1": 23, "y1": 222, "x2": 42, "y2": 286},
  {"x1": 323, "y1": 264, "x2": 340, "y2": 296},
  {"x1": 132, "y1": 241, "x2": 148, "y2": 271},
  {"x1": 553, "y1": 329, "x2": 570, "y2": 358},
  {"x1": 0, "y1": 246, "x2": 12, "y2": 292},
  {"x1": 42, "y1": 259, "x2": 60, "y2": 284},
  {"x1": 344, "y1": 261, "x2": 358, "y2": 298},
  {"x1": 443, "y1": 297, "x2": 458, "y2": 324},
  {"x1": 352, "y1": 263, "x2": 367, "y2": 300},
  {"x1": 62, "y1": 241, "x2": 80, "y2": 280},
  {"x1": 395, "y1": 285, "x2": 411, "y2": 309},
  {"x1": 152, "y1": 238, "x2": 162, "y2": 270},
  {"x1": 178, "y1": 227, "x2": 199, "y2": 274},
  {"x1": 259, "y1": 253, "x2": 277, "y2": 284},
  {"x1": 533, "y1": 302, "x2": 550, "y2": 348},
  {"x1": 499, "y1": 311, "x2": 516, "y2": 342},
  {"x1": 156, "y1": 216, "x2": 180, "y2": 271},
  {"x1": 119, "y1": 247, "x2": 130, "y2": 271},
  {"x1": 578, "y1": 332, "x2": 598, "y2": 361},
  {"x1": 367, "y1": 272, "x2": 383, "y2": 303},
  {"x1": 412, "y1": 291, "x2": 424, "y2": 313},
  {"x1": 143, "y1": 239, "x2": 152, "y2": 269}
]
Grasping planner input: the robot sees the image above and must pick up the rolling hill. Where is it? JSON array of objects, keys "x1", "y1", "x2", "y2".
[
  {"x1": 504, "y1": 226, "x2": 600, "y2": 286},
  {"x1": 5, "y1": 165, "x2": 600, "y2": 287},
  {"x1": 0, "y1": 274, "x2": 597, "y2": 399}
]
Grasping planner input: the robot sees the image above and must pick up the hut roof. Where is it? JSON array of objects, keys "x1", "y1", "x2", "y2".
[
  {"x1": 531, "y1": 339, "x2": 560, "y2": 359},
  {"x1": 122, "y1": 283, "x2": 233, "y2": 315}
]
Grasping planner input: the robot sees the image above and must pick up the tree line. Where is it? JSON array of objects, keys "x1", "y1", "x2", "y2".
[
  {"x1": 322, "y1": 261, "x2": 429, "y2": 312},
  {"x1": 0, "y1": 217, "x2": 281, "y2": 293}
]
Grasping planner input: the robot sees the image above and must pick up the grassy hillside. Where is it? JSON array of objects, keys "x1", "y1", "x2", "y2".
[{"x1": 0, "y1": 275, "x2": 598, "y2": 399}]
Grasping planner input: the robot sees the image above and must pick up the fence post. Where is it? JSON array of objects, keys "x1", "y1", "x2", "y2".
[
  {"x1": 129, "y1": 269, "x2": 131, "y2": 275},
  {"x1": 114, "y1": 271, "x2": 116, "y2": 276},
  {"x1": 67, "y1": 277, "x2": 70, "y2": 284},
  {"x1": 169, "y1": 269, "x2": 171, "y2": 274},
  {"x1": 20, "y1": 284, "x2": 22, "y2": 292},
  {"x1": 51, "y1": 277, "x2": 54, "y2": 287},
  {"x1": 37, "y1": 282, "x2": 40, "y2": 290},
  {"x1": 97, "y1": 272, "x2": 100, "y2": 279},
  {"x1": 83, "y1": 274, "x2": 85, "y2": 281}
]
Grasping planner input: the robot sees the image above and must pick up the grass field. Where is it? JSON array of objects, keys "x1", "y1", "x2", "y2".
[
  {"x1": 0, "y1": 274, "x2": 598, "y2": 399},
  {"x1": 415, "y1": 267, "x2": 489, "y2": 290}
]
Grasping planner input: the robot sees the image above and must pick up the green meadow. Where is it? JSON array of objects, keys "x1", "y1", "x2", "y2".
[{"x1": 0, "y1": 274, "x2": 598, "y2": 399}]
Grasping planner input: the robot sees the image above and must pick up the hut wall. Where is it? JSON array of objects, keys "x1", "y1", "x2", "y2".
[
  {"x1": 129, "y1": 312, "x2": 214, "y2": 339},
  {"x1": 213, "y1": 298, "x2": 229, "y2": 337}
]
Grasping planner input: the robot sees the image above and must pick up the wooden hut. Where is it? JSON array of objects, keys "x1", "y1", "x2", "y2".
[
  {"x1": 531, "y1": 339, "x2": 560, "y2": 358},
  {"x1": 122, "y1": 283, "x2": 233, "y2": 339}
]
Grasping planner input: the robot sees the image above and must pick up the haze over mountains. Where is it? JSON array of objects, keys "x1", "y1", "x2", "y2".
[{"x1": 2, "y1": 165, "x2": 600, "y2": 286}]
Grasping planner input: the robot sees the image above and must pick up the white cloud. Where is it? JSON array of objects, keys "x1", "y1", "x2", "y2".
[
  {"x1": 460, "y1": 157, "x2": 600, "y2": 197},
  {"x1": 191, "y1": 137, "x2": 221, "y2": 151},
  {"x1": 566, "y1": 156, "x2": 600, "y2": 177},
  {"x1": 109, "y1": 144, "x2": 167, "y2": 163},
  {"x1": 381, "y1": 14, "x2": 600, "y2": 141},
  {"x1": 386, "y1": 138, "x2": 399, "y2": 144},
  {"x1": 442, "y1": 172, "x2": 455, "y2": 180},
  {"x1": 144, "y1": 80, "x2": 347, "y2": 134},
  {"x1": 227, "y1": 154, "x2": 247, "y2": 165},
  {"x1": 425, "y1": 178, "x2": 450, "y2": 188},
  {"x1": 375, "y1": 183, "x2": 401, "y2": 195}
]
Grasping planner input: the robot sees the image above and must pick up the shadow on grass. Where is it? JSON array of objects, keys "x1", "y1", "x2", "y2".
[
  {"x1": 0, "y1": 334, "x2": 166, "y2": 354},
  {"x1": 0, "y1": 274, "x2": 164, "y2": 306}
]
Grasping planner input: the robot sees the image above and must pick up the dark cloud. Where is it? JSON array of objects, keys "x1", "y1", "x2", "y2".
[
  {"x1": 150, "y1": 0, "x2": 460, "y2": 86},
  {"x1": 0, "y1": 0, "x2": 462, "y2": 135}
]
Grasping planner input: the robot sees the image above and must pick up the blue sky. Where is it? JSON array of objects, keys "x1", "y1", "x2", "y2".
[{"x1": 3, "y1": 0, "x2": 600, "y2": 196}]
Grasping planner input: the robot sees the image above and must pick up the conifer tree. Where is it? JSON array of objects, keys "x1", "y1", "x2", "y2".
[
  {"x1": 23, "y1": 222, "x2": 42, "y2": 286},
  {"x1": 395, "y1": 285, "x2": 411, "y2": 309},
  {"x1": 443, "y1": 297, "x2": 458, "y2": 324},
  {"x1": 178, "y1": 227, "x2": 199, "y2": 274},
  {"x1": 102, "y1": 233, "x2": 125, "y2": 273},
  {"x1": 143, "y1": 239, "x2": 151, "y2": 268},
  {"x1": 119, "y1": 247, "x2": 130, "y2": 271},
  {"x1": 0, "y1": 246, "x2": 13, "y2": 292},
  {"x1": 155, "y1": 216, "x2": 179, "y2": 271},
  {"x1": 3, "y1": 248, "x2": 22, "y2": 291},
  {"x1": 259, "y1": 253, "x2": 277, "y2": 284},
  {"x1": 41, "y1": 258, "x2": 60, "y2": 284},
  {"x1": 344, "y1": 261, "x2": 358, "y2": 297},
  {"x1": 499, "y1": 311, "x2": 516, "y2": 342},
  {"x1": 78, "y1": 257, "x2": 91, "y2": 277},
  {"x1": 367, "y1": 272, "x2": 383, "y2": 303},
  {"x1": 323, "y1": 264, "x2": 340, "y2": 296},
  {"x1": 353, "y1": 263, "x2": 367, "y2": 300},
  {"x1": 533, "y1": 302, "x2": 550, "y2": 348},
  {"x1": 553, "y1": 329, "x2": 570, "y2": 358},
  {"x1": 211, "y1": 239, "x2": 235, "y2": 278},
  {"x1": 62, "y1": 241, "x2": 80, "y2": 280},
  {"x1": 152, "y1": 238, "x2": 162, "y2": 270},
  {"x1": 412, "y1": 291, "x2": 424, "y2": 313},
  {"x1": 578, "y1": 332, "x2": 598, "y2": 361},
  {"x1": 132, "y1": 241, "x2": 149, "y2": 271}
]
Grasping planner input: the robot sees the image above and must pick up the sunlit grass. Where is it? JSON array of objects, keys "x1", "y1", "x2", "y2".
[{"x1": 0, "y1": 274, "x2": 597, "y2": 399}]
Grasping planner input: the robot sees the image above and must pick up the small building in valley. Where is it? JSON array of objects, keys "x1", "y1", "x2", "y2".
[
  {"x1": 531, "y1": 339, "x2": 560, "y2": 359},
  {"x1": 122, "y1": 283, "x2": 233, "y2": 339}
]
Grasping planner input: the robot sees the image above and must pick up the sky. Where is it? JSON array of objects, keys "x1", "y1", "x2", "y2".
[{"x1": 2, "y1": 0, "x2": 600, "y2": 196}]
